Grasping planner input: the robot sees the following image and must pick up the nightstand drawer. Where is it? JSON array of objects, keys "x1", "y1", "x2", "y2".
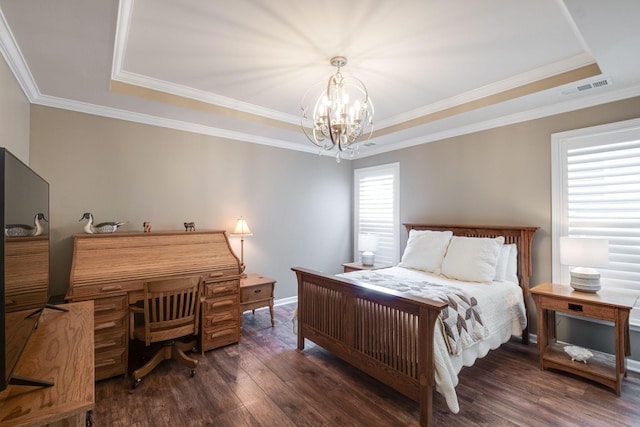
[
  {"x1": 241, "y1": 283, "x2": 273, "y2": 303},
  {"x1": 539, "y1": 296, "x2": 616, "y2": 320}
]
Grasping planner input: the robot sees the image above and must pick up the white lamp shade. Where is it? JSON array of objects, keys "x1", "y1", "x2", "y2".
[
  {"x1": 559, "y1": 236, "x2": 609, "y2": 268},
  {"x1": 231, "y1": 217, "x2": 253, "y2": 236},
  {"x1": 359, "y1": 234, "x2": 379, "y2": 252}
]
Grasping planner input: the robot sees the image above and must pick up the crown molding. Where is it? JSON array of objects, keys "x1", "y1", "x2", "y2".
[
  {"x1": 0, "y1": 8, "x2": 39, "y2": 100},
  {"x1": 32, "y1": 93, "x2": 319, "y2": 155}
]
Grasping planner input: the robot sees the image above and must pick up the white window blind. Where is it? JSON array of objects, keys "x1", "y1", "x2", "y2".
[
  {"x1": 354, "y1": 163, "x2": 399, "y2": 266},
  {"x1": 552, "y1": 118, "x2": 640, "y2": 292}
]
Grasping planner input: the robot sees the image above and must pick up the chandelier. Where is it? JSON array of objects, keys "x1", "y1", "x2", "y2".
[{"x1": 301, "y1": 56, "x2": 374, "y2": 162}]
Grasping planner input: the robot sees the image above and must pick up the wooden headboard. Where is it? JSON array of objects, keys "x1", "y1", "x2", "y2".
[{"x1": 404, "y1": 223, "x2": 539, "y2": 341}]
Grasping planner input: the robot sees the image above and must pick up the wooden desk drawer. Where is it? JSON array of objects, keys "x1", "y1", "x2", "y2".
[
  {"x1": 68, "y1": 280, "x2": 142, "y2": 299},
  {"x1": 203, "y1": 296, "x2": 237, "y2": 312},
  {"x1": 94, "y1": 296, "x2": 127, "y2": 332},
  {"x1": 204, "y1": 279, "x2": 239, "y2": 298},
  {"x1": 202, "y1": 327, "x2": 240, "y2": 349},
  {"x1": 94, "y1": 295, "x2": 127, "y2": 314},
  {"x1": 540, "y1": 296, "x2": 616, "y2": 320},
  {"x1": 202, "y1": 308, "x2": 239, "y2": 329},
  {"x1": 241, "y1": 283, "x2": 273, "y2": 303},
  {"x1": 95, "y1": 347, "x2": 126, "y2": 380}
]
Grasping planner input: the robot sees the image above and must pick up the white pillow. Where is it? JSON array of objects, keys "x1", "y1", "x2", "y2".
[
  {"x1": 441, "y1": 236, "x2": 505, "y2": 283},
  {"x1": 493, "y1": 244, "x2": 512, "y2": 282},
  {"x1": 398, "y1": 230, "x2": 453, "y2": 273},
  {"x1": 505, "y1": 243, "x2": 519, "y2": 285}
]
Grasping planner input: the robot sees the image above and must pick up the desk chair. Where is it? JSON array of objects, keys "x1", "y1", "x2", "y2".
[{"x1": 129, "y1": 276, "x2": 202, "y2": 388}]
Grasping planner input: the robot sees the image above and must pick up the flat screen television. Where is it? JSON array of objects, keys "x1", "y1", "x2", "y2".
[{"x1": 0, "y1": 148, "x2": 51, "y2": 391}]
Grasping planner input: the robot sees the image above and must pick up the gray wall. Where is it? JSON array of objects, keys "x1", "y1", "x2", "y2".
[
  {"x1": 353, "y1": 95, "x2": 640, "y2": 360},
  {"x1": 0, "y1": 54, "x2": 30, "y2": 162},
  {"x1": 29, "y1": 105, "x2": 352, "y2": 301}
]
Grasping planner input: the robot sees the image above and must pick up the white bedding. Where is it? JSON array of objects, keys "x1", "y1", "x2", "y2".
[{"x1": 340, "y1": 266, "x2": 527, "y2": 414}]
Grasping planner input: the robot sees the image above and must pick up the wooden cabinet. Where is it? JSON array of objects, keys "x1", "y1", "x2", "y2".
[
  {"x1": 240, "y1": 273, "x2": 276, "y2": 326},
  {"x1": 66, "y1": 230, "x2": 241, "y2": 380},
  {"x1": 0, "y1": 301, "x2": 94, "y2": 427},
  {"x1": 531, "y1": 283, "x2": 637, "y2": 395},
  {"x1": 201, "y1": 277, "x2": 241, "y2": 352}
]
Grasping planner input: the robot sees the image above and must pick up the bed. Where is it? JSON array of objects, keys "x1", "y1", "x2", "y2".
[{"x1": 291, "y1": 223, "x2": 538, "y2": 427}]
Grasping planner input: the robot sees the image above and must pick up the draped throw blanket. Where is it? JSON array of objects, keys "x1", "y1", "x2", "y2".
[{"x1": 342, "y1": 271, "x2": 488, "y2": 355}]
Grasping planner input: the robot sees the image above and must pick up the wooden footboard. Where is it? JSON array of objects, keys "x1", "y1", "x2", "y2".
[
  {"x1": 292, "y1": 267, "x2": 447, "y2": 427},
  {"x1": 292, "y1": 224, "x2": 538, "y2": 426}
]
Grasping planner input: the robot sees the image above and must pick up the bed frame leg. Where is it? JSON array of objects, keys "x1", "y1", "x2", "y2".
[{"x1": 419, "y1": 385, "x2": 433, "y2": 427}]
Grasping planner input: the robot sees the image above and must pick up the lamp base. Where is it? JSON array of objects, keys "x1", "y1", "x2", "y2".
[
  {"x1": 570, "y1": 268, "x2": 601, "y2": 293},
  {"x1": 361, "y1": 251, "x2": 375, "y2": 266}
]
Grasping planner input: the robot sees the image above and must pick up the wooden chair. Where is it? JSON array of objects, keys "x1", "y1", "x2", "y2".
[{"x1": 129, "y1": 275, "x2": 202, "y2": 388}]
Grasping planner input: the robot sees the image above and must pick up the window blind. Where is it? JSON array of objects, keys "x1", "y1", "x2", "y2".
[
  {"x1": 566, "y1": 139, "x2": 640, "y2": 289},
  {"x1": 354, "y1": 163, "x2": 399, "y2": 266}
]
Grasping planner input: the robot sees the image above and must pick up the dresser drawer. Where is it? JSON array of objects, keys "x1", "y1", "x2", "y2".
[
  {"x1": 204, "y1": 279, "x2": 239, "y2": 298},
  {"x1": 539, "y1": 296, "x2": 616, "y2": 320},
  {"x1": 241, "y1": 283, "x2": 273, "y2": 303}
]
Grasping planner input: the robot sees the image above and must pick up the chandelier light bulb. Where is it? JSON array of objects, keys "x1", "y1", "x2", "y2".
[{"x1": 301, "y1": 56, "x2": 374, "y2": 162}]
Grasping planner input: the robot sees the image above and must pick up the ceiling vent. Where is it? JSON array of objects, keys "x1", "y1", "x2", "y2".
[{"x1": 562, "y1": 77, "x2": 613, "y2": 95}]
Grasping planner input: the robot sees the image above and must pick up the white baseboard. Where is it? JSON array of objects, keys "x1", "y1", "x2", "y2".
[{"x1": 274, "y1": 296, "x2": 297, "y2": 307}]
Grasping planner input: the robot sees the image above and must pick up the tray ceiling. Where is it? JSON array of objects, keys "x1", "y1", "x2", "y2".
[{"x1": 0, "y1": 0, "x2": 639, "y2": 158}]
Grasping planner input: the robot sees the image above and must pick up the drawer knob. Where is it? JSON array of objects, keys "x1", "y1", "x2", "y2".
[
  {"x1": 568, "y1": 303, "x2": 583, "y2": 312},
  {"x1": 254, "y1": 289, "x2": 262, "y2": 294}
]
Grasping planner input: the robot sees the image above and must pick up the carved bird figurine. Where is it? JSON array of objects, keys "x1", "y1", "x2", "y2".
[
  {"x1": 5, "y1": 213, "x2": 48, "y2": 237},
  {"x1": 79, "y1": 212, "x2": 125, "y2": 234}
]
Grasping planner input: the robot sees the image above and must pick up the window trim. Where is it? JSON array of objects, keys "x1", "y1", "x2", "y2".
[{"x1": 353, "y1": 162, "x2": 400, "y2": 266}]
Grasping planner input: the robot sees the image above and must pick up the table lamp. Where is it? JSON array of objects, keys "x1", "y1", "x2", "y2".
[
  {"x1": 230, "y1": 217, "x2": 252, "y2": 277},
  {"x1": 559, "y1": 236, "x2": 609, "y2": 293},
  {"x1": 359, "y1": 233, "x2": 379, "y2": 266}
]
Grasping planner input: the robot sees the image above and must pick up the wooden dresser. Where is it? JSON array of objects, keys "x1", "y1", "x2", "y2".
[{"x1": 66, "y1": 230, "x2": 241, "y2": 381}]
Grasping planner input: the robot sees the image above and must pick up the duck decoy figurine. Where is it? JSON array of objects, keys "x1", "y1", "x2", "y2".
[
  {"x1": 5, "y1": 213, "x2": 48, "y2": 237},
  {"x1": 79, "y1": 212, "x2": 125, "y2": 234}
]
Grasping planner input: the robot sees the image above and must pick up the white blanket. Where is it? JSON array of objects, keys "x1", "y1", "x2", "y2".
[{"x1": 339, "y1": 266, "x2": 527, "y2": 414}]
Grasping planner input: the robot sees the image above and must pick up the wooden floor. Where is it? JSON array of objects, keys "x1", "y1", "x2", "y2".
[{"x1": 95, "y1": 303, "x2": 640, "y2": 426}]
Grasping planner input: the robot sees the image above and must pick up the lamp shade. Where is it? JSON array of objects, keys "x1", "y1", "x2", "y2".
[
  {"x1": 231, "y1": 217, "x2": 253, "y2": 236},
  {"x1": 559, "y1": 236, "x2": 609, "y2": 268},
  {"x1": 359, "y1": 233, "x2": 379, "y2": 252}
]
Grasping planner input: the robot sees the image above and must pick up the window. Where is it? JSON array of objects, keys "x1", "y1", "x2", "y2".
[
  {"x1": 354, "y1": 163, "x2": 400, "y2": 266},
  {"x1": 551, "y1": 118, "x2": 640, "y2": 295}
]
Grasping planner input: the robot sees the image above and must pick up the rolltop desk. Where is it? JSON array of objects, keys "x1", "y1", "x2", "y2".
[{"x1": 66, "y1": 230, "x2": 242, "y2": 381}]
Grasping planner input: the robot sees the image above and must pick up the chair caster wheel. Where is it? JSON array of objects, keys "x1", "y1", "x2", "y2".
[
  {"x1": 133, "y1": 378, "x2": 142, "y2": 389},
  {"x1": 190, "y1": 369, "x2": 196, "y2": 377}
]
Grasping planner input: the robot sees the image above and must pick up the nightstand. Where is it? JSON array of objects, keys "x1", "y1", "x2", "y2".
[
  {"x1": 240, "y1": 273, "x2": 276, "y2": 326},
  {"x1": 530, "y1": 283, "x2": 637, "y2": 395},
  {"x1": 342, "y1": 262, "x2": 392, "y2": 273}
]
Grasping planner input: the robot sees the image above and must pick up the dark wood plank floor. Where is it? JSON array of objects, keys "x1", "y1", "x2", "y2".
[{"x1": 94, "y1": 303, "x2": 640, "y2": 426}]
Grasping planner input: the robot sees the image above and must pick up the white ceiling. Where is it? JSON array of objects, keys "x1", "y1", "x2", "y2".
[{"x1": 0, "y1": 0, "x2": 639, "y2": 158}]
